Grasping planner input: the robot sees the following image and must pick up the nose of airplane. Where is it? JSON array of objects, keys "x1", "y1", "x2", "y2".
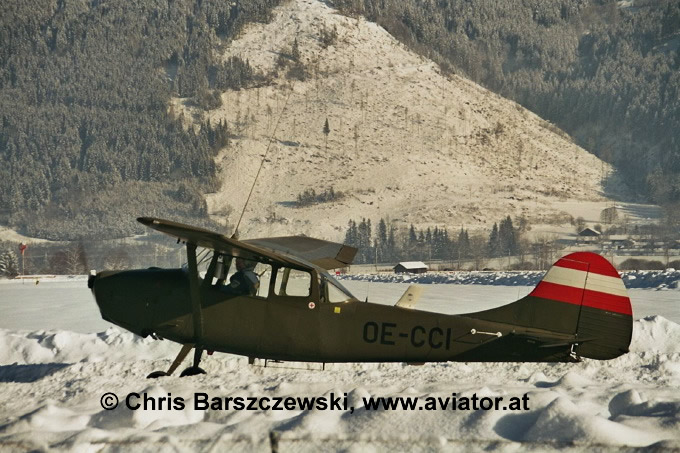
[
  {"x1": 89, "y1": 268, "x2": 190, "y2": 337},
  {"x1": 89, "y1": 269, "x2": 156, "y2": 337}
]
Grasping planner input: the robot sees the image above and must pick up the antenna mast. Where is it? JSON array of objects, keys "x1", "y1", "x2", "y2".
[{"x1": 232, "y1": 86, "x2": 294, "y2": 239}]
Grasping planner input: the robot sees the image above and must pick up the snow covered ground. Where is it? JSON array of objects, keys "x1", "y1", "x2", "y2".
[{"x1": 1, "y1": 277, "x2": 679, "y2": 451}]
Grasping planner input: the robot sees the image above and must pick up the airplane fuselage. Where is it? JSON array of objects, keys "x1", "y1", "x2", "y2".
[{"x1": 93, "y1": 268, "x2": 577, "y2": 363}]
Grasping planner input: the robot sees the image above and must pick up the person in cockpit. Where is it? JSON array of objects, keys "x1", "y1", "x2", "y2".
[{"x1": 222, "y1": 257, "x2": 259, "y2": 296}]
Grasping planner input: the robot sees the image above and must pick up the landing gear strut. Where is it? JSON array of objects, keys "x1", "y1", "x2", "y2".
[
  {"x1": 147, "y1": 242, "x2": 209, "y2": 378},
  {"x1": 180, "y1": 347, "x2": 207, "y2": 377},
  {"x1": 147, "y1": 343, "x2": 194, "y2": 378}
]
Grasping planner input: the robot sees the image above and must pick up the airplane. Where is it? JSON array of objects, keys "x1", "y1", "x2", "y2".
[{"x1": 88, "y1": 217, "x2": 633, "y2": 378}]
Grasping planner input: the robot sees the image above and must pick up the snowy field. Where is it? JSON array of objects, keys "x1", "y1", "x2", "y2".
[{"x1": 1, "y1": 277, "x2": 679, "y2": 451}]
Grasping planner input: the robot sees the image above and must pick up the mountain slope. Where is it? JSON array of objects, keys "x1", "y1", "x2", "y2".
[{"x1": 173, "y1": 0, "x2": 633, "y2": 241}]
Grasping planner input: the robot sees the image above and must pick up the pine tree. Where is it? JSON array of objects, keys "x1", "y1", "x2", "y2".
[
  {"x1": 357, "y1": 218, "x2": 373, "y2": 263},
  {"x1": 488, "y1": 223, "x2": 500, "y2": 258},
  {"x1": 377, "y1": 218, "x2": 388, "y2": 262},
  {"x1": 344, "y1": 220, "x2": 358, "y2": 248},
  {"x1": 291, "y1": 38, "x2": 301, "y2": 62},
  {"x1": 499, "y1": 216, "x2": 517, "y2": 256},
  {"x1": 0, "y1": 251, "x2": 19, "y2": 277},
  {"x1": 458, "y1": 228, "x2": 470, "y2": 260},
  {"x1": 387, "y1": 225, "x2": 396, "y2": 262},
  {"x1": 323, "y1": 118, "x2": 330, "y2": 151}
]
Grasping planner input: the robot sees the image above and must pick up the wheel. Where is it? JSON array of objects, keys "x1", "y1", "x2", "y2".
[
  {"x1": 146, "y1": 370, "x2": 169, "y2": 379},
  {"x1": 180, "y1": 366, "x2": 207, "y2": 377}
]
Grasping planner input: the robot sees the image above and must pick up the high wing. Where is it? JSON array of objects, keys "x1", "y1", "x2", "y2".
[
  {"x1": 244, "y1": 236, "x2": 356, "y2": 270},
  {"x1": 137, "y1": 217, "x2": 356, "y2": 270}
]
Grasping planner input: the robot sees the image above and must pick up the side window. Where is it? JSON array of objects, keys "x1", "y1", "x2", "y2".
[
  {"x1": 256, "y1": 264, "x2": 272, "y2": 298},
  {"x1": 274, "y1": 268, "x2": 312, "y2": 297}
]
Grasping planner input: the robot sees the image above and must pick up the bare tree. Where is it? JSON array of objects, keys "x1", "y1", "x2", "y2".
[
  {"x1": 104, "y1": 247, "x2": 132, "y2": 270},
  {"x1": 600, "y1": 207, "x2": 619, "y2": 225},
  {"x1": 574, "y1": 216, "x2": 586, "y2": 234},
  {"x1": 64, "y1": 246, "x2": 87, "y2": 275},
  {"x1": 468, "y1": 234, "x2": 488, "y2": 270}
]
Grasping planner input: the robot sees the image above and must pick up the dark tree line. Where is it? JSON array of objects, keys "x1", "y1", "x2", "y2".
[
  {"x1": 333, "y1": 0, "x2": 680, "y2": 204},
  {"x1": 344, "y1": 216, "x2": 530, "y2": 267},
  {"x1": 296, "y1": 187, "x2": 344, "y2": 206},
  {"x1": 487, "y1": 216, "x2": 519, "y2": 258},
  {"x1": 345, "y1": 217, "x2": 486, "y2": 265},
  {"x1": 0, "y1": 0, "x2": 281, "y2": 240}
]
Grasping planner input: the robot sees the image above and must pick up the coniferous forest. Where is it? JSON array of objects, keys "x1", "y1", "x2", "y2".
[
  {"x1": 335, "y1": 0, "x2": 680, "y2": 204},
  {"x1": 0, "y1": 0, "x2": 280, "y2": 240},
  {"x1": 1, "y1": 0, "x2": 679, "y2": 241}
]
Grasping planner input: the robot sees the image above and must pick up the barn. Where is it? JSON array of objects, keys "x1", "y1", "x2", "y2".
[
  {"x1": 393, "y1": 261, "x2": 428, "y2": 274},
  {"x1": 577, "y1": 227, "x2": 601, "y2": 243}
]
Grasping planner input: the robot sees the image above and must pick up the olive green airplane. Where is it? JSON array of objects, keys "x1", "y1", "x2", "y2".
[{"x1": 88, "y1": 217, "x2": 633, "y2": 378}]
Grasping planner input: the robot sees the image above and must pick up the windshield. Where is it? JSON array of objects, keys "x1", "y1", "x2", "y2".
[
  {"x1": 182, "y1": 247, "x2": 214, "y2": 274},
  {"x1": 322, "y1": 272, "x2": 358, "y2": 303}
]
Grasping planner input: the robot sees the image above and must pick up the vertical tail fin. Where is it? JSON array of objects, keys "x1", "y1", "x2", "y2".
[
  {"x1": 547, "y1": 252, "x2": 632, "y2": 359},
  {"x1": 468, "y1": 252, "x2": 632, "y2": 360}
]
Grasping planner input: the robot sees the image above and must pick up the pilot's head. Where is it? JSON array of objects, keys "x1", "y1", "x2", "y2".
[{"x1": 235, "y1": 257, "x2": 256, "y2": 271}]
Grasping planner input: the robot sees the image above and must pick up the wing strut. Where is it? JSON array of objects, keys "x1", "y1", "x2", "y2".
[
  {"x1": 181, "y1": 243, "x2": 207, "y2": 376},
  {"x1": 187, "y1": 243, "x2": 203, "y2": 342}
]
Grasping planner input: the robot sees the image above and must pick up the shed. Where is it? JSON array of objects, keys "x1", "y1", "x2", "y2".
[
  {"x1": 578, "y1": 227, "x2": 602, "y2": 237},
  {"x1": 394, "y1": 261, "x2": 428, "y2": 274}
]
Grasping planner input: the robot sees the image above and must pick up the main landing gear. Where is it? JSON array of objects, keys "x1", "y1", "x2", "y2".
[
  {"x1": 180, "y1": 347, "x2": 207, "y2": 377},
  {"x1": 147, "y1": 344, "x2": 206, "y2": 378}
]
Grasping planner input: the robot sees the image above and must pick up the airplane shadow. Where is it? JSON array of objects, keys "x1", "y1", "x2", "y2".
[{"x1": 0, "y1": 363, "x2": 71, "y2": 383}]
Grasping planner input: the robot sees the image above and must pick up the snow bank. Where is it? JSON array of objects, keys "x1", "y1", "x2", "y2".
[
  {"x1": 340, "y1": 271, "x2": 545, "y2": 286},
  {"x1": 631, "y1": 315, "x2": 680, "y2": 354},
  {"x1": 0, "y1": 327, "x2": 176, "y2": 365},
  {"x1": 340, "y1": 269, "x2": 680, "y2": 290},
  {"x1": 0, "y1": 318, "x2": 679, "y2": 451},
  {"x1": 621, "y1": 269, "x2": 680, "y2": 290}
]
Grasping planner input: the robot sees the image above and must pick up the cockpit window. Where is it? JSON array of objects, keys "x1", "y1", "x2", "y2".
[
  {"x1": 182, "y1": 247, "x2": 213, "y2": 272},
  {"x1": 274, "y1": 268, "x2": 311, "y2": 297},
  {"x1": 257, "y1": 265, "x2": 272, "y2": 298},
  {"x1": 204, "y1": 253, "x2": 270, "y2": 298}
]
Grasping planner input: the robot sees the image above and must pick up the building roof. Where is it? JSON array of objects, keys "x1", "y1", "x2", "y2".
[
  {"x1": 578, "y1": 227, "x2": 602, "y2": 236},
  {"x1": 394, "y1": 261, "x2": 428, "y2": 270}
]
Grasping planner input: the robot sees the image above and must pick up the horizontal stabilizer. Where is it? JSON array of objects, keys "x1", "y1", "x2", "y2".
[{"x1": 395, "y1": 284, "x2": 424, "y2": 309}]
